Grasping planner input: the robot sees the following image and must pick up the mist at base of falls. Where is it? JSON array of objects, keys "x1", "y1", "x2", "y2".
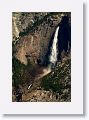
[
  {"x1": 32, "y1": 16, "x2": 71, "y2": 79},
  {"x1": 37, "y1": 26, "x2": 60, "y2": 79}
]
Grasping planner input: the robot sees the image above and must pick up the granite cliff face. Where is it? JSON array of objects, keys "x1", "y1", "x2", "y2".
[
  {"x1": 12, "y1": 12, "x2": 70, "y2": 65},
  {"x1": 12, "y1": 12, "x2": 71, "y2": 102}
]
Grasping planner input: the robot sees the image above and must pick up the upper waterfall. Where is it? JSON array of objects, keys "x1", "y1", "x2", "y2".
[{"x1": 49, "y1": 26, "x2": 59, "y2": 65}]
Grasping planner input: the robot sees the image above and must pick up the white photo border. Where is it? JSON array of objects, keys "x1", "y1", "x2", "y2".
[{"x1": 0, "y1": 0, "x2": 83, "y2": 114}]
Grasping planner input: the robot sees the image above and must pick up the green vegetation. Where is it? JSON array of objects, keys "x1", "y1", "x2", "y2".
[
  {"x1": 12, "y1": 57, "x2": 26, "y2": 86},
  {"x1": 12, "y1": 57, "x2": 32, "y2": 87},
  {"x1": 41, "y1": 59, "x2": 71, "y2": 94},
  {"x1": 12, "y1": 56, "x2": 71, "y2": 95}
]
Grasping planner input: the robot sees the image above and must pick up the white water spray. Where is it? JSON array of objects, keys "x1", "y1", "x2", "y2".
[{"x1": 49, "y1": 26, "x2": 59, "y2": 65}]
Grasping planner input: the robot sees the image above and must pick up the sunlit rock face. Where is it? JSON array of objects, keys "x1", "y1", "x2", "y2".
[{"x1": 12, "y1": 12, "x2": 71, "y2": 65}]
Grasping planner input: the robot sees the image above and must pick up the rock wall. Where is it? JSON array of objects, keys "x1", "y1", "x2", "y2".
[{"x1": 12, "y1": 12, "x2": 71, "y2": 65}]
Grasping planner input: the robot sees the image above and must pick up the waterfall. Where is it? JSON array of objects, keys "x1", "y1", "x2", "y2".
[{"x1": 49, "y1": 26, "x2": 59, "y2": 66}]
